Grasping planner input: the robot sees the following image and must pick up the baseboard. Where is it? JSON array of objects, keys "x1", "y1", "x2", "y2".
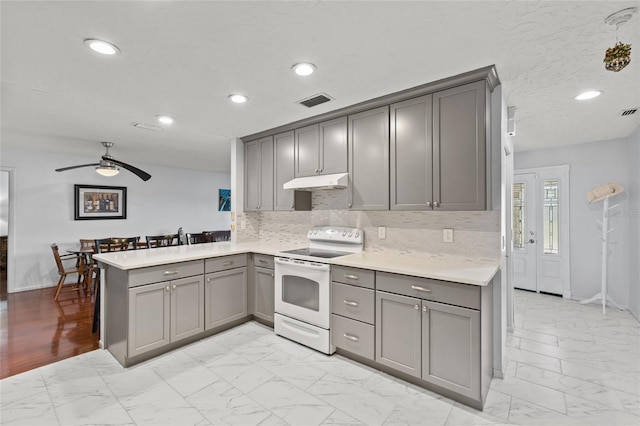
[
  {"x1": 563, "y1": 290, "x2": 571, "y2": 299},
  {"x1": 9, "y1": 283, "x2": 56, "y2": 293}
]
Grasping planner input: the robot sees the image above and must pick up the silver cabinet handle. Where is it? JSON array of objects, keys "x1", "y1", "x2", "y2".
[
  {"x1": 271, "y1": 273, "x2": 275, "y2": 277},
  {"x1": 414, "y1": 304, "x2": 420, "y2": 310},
  {"x1": 319, "y1": 168, "x2": 323, "y2": 173},
  {"x1": 411, "y1": 285, "x2": 432, "y2": 293},
  {"x1": 223, "y1": 261, "x2": 234, "y2": 266},
  {"x1": 256, "y1": 205, "x2": 259, "y2": 209},
  {"x1": 165, "y1": 285, "x2": 170, "y2": 291},
  {"x1": 528, "y1": 239, "x2": 535, "y2": 244},
  {"x1": 343, "y1": 333, "x2": 359, "y2": 342},
  {"x1": 433, "y1": 201, "x2": 440, "y2": 207},
  {"x1": 344, "y1": 274, "x2": 359, "y2": 280},
  {"x1": 206, "y1": 277, "x2": 213, "y2": 283},
  {"x1": 343, "y1": 300, "x2": 359, "y2": 307},
  {"x1": 315, "y1": 168, "x2": 319, "y2": 173},
  {"x1": 163, "y1": 270, "x2": 179, "y2": 276},
  {"x1": 291, "y1": 204, "x2": 294, "y2": 209},
  {"x1": 348, "y1": 203, "x2": 352, "y2": 208},
  {"x1": 426, "y1": 201, "x2": 432, "y2": 207},
  {"x1": 258, "y1": 259, "x2": 268, "y2": 264},
  {"x1": 423, "y1": 305, "x2": 427, "y2": 312},
  {"x1": 172, "y1": 284, "x2": 176, "y2": 290}
]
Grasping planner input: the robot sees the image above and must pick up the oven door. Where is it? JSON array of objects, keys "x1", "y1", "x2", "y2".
[{"x1": 274, "y1": 257, "x2": 330, "y2": 329}]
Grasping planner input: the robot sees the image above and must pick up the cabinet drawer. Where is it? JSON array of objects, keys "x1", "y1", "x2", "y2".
[
  {"x1": 128, "y1": 260, "x2": 203, "y2": 288},
  {"x1": 376, "y1": 272, "x2": 480, "y2": 310},
  {"x1": 253, "y1": 254, "x2": 274, "y2": 269},
  {"x1": 331, "y1": 282, "x2": 374, "y2": 324},
  {"x1": 331, "y1": 314, "x2": 374, "y2": 360},
  {"x1": 205, "y1": 254, "x2": 247, "y2": 273},
  {"x1": 331, "y1": 266, "x2": 375, "y2": 289}
]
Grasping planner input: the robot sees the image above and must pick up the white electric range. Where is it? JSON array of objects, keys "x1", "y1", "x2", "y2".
[{"x1": 274, "y1": 226, "x2": 363, "y2": 354}]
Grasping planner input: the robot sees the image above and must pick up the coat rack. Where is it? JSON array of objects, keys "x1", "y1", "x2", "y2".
[{"x1": 580, "y1": 183, "x2": 625, "y2": 314}]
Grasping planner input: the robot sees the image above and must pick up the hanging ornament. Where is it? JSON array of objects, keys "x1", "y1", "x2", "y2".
[{"x1": 603, "y1": 8, "x2": 635, "y2": 72}]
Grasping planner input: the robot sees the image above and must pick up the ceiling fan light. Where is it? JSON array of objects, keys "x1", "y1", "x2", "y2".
[
  {"x1": 575, "y1": 91, "x2": 602, "y2": 100},
  {"x1": 95, "y1": 166, "x2": 120, "y2": 177},
  {"x1": 84, "y1": 39, "x2": 120, "y2": 55}
]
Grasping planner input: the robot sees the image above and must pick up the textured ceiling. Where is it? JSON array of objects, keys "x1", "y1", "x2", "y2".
[{"x1": 1, "y1": 1, "x2": 639, "y2": 173}]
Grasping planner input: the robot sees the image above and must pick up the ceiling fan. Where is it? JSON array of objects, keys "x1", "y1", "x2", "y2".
[{"x1": 55, "y1": 142, "x2": 151, "y2": 181}]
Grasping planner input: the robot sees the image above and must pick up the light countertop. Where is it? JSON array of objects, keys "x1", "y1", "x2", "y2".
[{"x1": 94, "y1": 241, "x2": 498, "y2": 286}]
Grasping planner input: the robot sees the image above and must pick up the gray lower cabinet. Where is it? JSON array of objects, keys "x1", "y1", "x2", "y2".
[
  {"x1": 375, "y1": 291, "x2": 421, "y2": 377},
  {"x1": 348, "y1": 106, "x2": 390, "y2": 210},
  {"x1": 422, "y1": 300, "x2": 480, "y2": 399},
  {"x1": 128, "y1": 274, "x2": 204, "y2": 358},
  {"x1": 244, "y1": 136, "x2": 274, "y2": 212},
  {"x1": 254, "y1": 266, "x2": 274, "y2": 323},
  {"x1": 205, "y1": 267, "x2": 247, "y2": 329}
]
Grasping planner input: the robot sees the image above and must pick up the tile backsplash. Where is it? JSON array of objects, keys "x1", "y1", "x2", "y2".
[{"x1": 235, "y1": 190, "x2": 500, "y2": 260}]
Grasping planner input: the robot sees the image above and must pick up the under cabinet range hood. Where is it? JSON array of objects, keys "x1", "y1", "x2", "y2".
[{"x1": 283, "y1": 173, "x2": 348, "y2": 190}]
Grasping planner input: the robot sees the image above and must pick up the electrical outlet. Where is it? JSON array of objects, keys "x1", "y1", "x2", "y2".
[
  {"x1": 241, "y1": 220, "x2": 247, "y2": 230},
  {"x1": 378, "y1": 226, "x2": 386, "y2": 239},
  {"x1": 443, "y1": 228, "x2": 454, "y2": 243}
]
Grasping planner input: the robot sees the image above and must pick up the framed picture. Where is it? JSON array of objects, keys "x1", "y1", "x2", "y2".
[
  {"x1": 74, "y1": 184, "x2": 127, "y2": 220},
  {"x1": 219, "y1": 189, "x2": 231, "y2": 211}
]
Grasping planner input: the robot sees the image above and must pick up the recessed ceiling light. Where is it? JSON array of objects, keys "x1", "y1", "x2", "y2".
[
  {"x1": 575, "y1": 91, "x2": 601, "y2": 100},
  {"x1": 229, "y1": 94, "x2": 248, "y2": 103},
  {"x1": 156, "y1": 115, "x2": 174, "y2": 125},
  {"x1": 84, "y1": 39, "x2": 120, "y2": 55},
  {"x1": 292, "y1": 63, "x2": 316, "y2": 76}
]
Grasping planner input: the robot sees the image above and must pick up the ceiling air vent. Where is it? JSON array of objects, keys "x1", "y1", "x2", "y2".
[
  {"x1": 132, "y1": 122, "x2": 164, "y2": 131},
  {"x1": 297, "y1": 93, "x2": 333, "y2": 108},
  {"x1": 619, "y1": 108, "x2": 638, "y2": 117}
]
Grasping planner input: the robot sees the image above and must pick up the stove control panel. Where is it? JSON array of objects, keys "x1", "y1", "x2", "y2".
[{"x1": 307, "y1": 226, "x2": 363, "y2": 245}]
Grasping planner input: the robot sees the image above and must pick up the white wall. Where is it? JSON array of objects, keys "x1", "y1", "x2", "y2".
[
  {"x1": 628, "y1": 128, "x2": 640, "y2": 320},
  {"x1": 1, "y1": 147, "x2": 231, "y2": 292},
  {"x1": 515, "y1": 138, "x2": 632, "y2": 306}
]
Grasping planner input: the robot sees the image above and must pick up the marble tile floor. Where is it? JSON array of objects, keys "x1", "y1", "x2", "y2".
[{"x1": 1, "y1": 290, "x2": 638, "y2": 425}]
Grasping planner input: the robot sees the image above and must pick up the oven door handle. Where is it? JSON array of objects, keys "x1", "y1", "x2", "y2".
[{"x1": 275, "y1": 257, "x2": 331, "y2": 271}]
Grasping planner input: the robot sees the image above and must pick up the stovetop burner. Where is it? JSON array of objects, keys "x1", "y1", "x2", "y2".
[{"x1": 280, "y1": 248, "x2": 352, "y2": 259}]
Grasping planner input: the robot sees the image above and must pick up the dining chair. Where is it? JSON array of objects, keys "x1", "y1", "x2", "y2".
[
  {"x1": 212, "y1": 230, "x2": 231, "y2": 242},
  {"x1": 51, "y1": 244, "x2": 87, "y2": 300},
  {"x1": 145, "y1": 234, "x2": 180, "y2": 248},
  {"x1": 185, "y1": 232, "x2": 211, "y2": 245},
  {"x1": 92, "y1": 237, "x2": 139, "y2": 333},
  {"x1": 79, "y1": 238, "x2": 99, "y2": 295}
]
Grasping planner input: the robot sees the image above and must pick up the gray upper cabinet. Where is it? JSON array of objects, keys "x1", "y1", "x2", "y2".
[
  {"x1": 244, "y1": 136, "x2": 274, "y2": 211},
  {"x1": 390, "y1": 95, "x2": 433, "y2": 210},
  {"x1": 433, "y1": 81, "x2": 486, "y2": 210},
  {"x1": 295, "y1": 117, "x2": 347, "y2": 178},
  {"x1": 273, "y1": 131, "x2": 295, "y2": 211},
  {"x1": 348, "y1": 106, "x2": 390, "y2": 210}
]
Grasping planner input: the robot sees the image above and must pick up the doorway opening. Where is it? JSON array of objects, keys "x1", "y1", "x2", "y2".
[
  {"x1": 1, "y1": 169, "x2": 10, "y2": 300},
  {"x1": 512, "y1": 165, "x2": 571, "y2": 298}
]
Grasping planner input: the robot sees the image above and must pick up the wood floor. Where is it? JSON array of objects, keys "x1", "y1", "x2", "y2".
[{"x1": 0, "y1": 279, "x2": 99, "y2": 379}]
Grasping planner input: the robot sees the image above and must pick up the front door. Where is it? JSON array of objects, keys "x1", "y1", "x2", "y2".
[
  {"x1": 512, "y1": 166, "x2": 570, "y2": 297},
  {"x1": 512, "y1": 173, "x2": 537, "y2": 291}
]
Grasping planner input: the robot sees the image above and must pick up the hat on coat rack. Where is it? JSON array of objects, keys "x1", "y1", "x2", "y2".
[{"x1": 586, "y1": 183, "x2": 625, "y2": 204}]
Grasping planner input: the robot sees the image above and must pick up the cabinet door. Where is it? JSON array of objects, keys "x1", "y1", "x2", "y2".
[
  {"x1": 390, "y1": 95, "x2": 433, "y2": 210},
  {"x1": 274, "y1": 131, "x2": 295, "y2": 211},
  {"x1": 170, "y1": 275, "x2": 205, "y2": 343},
  {"x1": 244, "y1": 140, "x2": 260, "y2": 212},
  {"x1": 422, "y1": 300, "x2": 480, "y2": 399},
  {"x1": 295, "y1": 124, "x2": 320, "y2": 177},
  {"x1": 259, "y1": 136, "x2": 274, "y2": 211},
  {"x1": 319, "y1": 117, "x2": 348, "y2": 175},
  {"x1": 348, "y1": 106, "x2": 390, "y2": 210},
  {"x1": 205, "y1": 268, "x2": 248, "y2": 330},
  {"x1": 433, "y1": 81, "x2": 486, "y2": 210},
  {"x1": 254, "y1": 266, "x2": 274, "y2": 323},
  {"x1": 375, "y1": 291, "x2": 421, "y2": 378},
  {"x1": 128, "y1": 282, "x2": 170, "y2": 358}
]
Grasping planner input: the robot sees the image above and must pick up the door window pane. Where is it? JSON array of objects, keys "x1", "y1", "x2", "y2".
[
  {"x1": 543, "y1": 180, "x2": 559, "y2": 254},
  {"x1": 513, "y1": 182, "x2": 525, "y2": 249},
  {"x1": 281, "y1": 275, "x2": 319, "y2": 311}
]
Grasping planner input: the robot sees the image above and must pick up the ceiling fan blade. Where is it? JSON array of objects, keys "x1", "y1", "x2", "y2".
[
  {"x1": 104, "y1": 156, "x2": 152, "y2": 181},
  {"x1": 55, "y1": 163, "x2": 100, "y2": 172}
]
